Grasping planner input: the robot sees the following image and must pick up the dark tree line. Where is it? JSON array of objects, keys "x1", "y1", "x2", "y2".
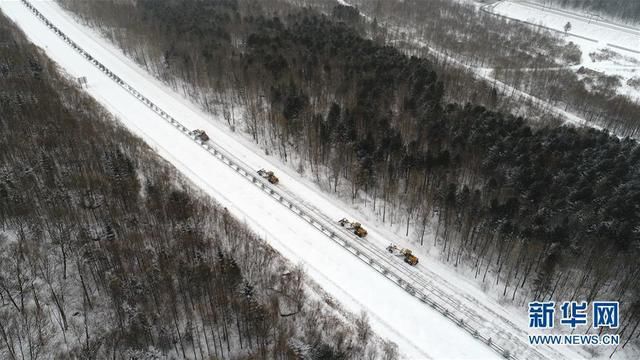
[
  {"x1": 0, "y1": 11, "x2": 394, "y2": 359},
  {"x1": 58, "y1": 0, "x2": 640, "y2": 350}
]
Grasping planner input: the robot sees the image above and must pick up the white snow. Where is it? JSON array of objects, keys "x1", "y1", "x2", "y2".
[
  {"x1": 0, "y1": 1, "x2": 501, "y2": 358},
  {"x1": 1, "y1": 0, "x2": 626, "y2": 358},
  {"x1": 491, "y1": 0, "x2": 640, "y2": 100}
]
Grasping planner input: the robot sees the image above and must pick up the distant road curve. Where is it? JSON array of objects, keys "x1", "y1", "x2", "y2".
[
  {"x1": 519, "y1": 0, "x2": 640, "y2": 37},
  {"x1": 483, "y1": 1, "x2": 640, "y2": 55},
  {"x1": 480, "y1": 1, "x2": 599, "y2": 43}
]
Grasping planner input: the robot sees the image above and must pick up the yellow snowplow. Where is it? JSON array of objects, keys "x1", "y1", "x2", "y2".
[
  {"x1": 191, "y1": 129, "x2": 209, "y2": 142},
  {"x1": 338, "y1": 218, "x2": 368, "y2": 238},
  {"x1": 386, "y1": 244, "x2": 419, "y2": 266},
  {"x1": 257, "y1": 169, "x2": 279, "y2": 184}
]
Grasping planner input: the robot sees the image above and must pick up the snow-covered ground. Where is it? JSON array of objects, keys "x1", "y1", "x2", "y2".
[
  {"x1": 0, "y1": 0, "x2": 628, "y2": 358},
  {"x1": 0, "y1": 1, "x2": 500, "y2": 358},
  {"x1": 491, "y1": 0, "x2": 640, "y2": 100}
]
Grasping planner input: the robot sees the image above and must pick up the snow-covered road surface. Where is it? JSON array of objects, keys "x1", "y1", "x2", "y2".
[{"x1": 0, "y1": 0, "x2": 595, "y2": 358}]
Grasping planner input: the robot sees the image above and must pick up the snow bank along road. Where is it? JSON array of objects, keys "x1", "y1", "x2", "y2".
[{"x1": 1, "y1": 0, "x2": 589, "y2": 359}]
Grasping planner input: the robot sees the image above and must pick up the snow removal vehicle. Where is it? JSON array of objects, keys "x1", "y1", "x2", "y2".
[
  {"x1": 257, "y1": 169, "x2": 279, "y2": 184},
  {"x1": 191, "y1": 129, "x2": 209, "y2": 142},
  {"x1": 387, "y1": 244, "x2": 419, "y2": 266},
  {"x1": 338, "y1": 218, "x2": 368, "y2": 237}
]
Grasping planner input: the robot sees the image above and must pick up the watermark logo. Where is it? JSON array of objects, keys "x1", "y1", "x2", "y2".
[
  {"x1": 560, "y1": 301, "x2": 588, "y2": 328},
  {"x1": 528, "y1": 301, "x2": 555, "y2": 329},
  {"x1": 593, "y1": 301, "x2": 619, "y2": 329},
  {"x1": 527, "y1": 301, "x2": 620, "y2": 346}
]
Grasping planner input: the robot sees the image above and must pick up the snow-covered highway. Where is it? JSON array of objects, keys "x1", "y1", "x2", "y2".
[{"x1": 0, "y1": 0, "x2": 592, "y2": 358}]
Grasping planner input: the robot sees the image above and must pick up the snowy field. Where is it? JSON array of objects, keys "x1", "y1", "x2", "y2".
[
  {"x1": 0, "y1": 0, "x2": 628, "y2": 358},
  {"x1": 491, "y1": 0, "x2": 640, "y2": 100}
]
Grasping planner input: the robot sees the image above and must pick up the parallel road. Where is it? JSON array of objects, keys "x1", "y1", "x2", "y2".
[{"x1": 484, "y1": 1, "x2": 640, "y2": 54}]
